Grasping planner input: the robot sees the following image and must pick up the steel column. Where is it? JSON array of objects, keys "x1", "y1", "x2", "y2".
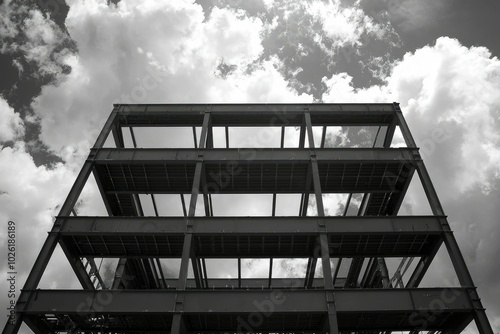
[
  {"x1": 3, "y1": 155, "x2": 96, "y2": 334},
  {"x1": 92, "y1": 109, "x2": 121, "y2": 216},
  {"x1": 172, "y1": 111, "x2": 211, "y2": 334},
  {"x1": 93, "y1": 107, "x2": 120, "y2": 149},
  {"x1": 305, "y1": 112, "x2": 339, "y2": 334},
  {"x1": 395, "y1": 103, "x2": 493, "y2": 334}
]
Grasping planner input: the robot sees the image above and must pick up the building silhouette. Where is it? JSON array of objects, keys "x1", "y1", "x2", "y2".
[{"x1": 3, "y1": 103, "x2": 493, "y2": 333}]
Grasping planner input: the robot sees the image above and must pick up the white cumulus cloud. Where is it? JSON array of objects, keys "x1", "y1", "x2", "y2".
[
  {"x1": 0, "y1": 97, "x2": 24, "y2": 143},
  {"x1": 31, "y1": 0, "x2": 312, "y2": 159},
  {"x1": 322, "y1": 37, "x2": 500, "y2": 328}
]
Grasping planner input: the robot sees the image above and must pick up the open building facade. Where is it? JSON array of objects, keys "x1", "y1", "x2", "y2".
[{"x1": 3, "y1": 103, "x2": 494, "y2": 333}]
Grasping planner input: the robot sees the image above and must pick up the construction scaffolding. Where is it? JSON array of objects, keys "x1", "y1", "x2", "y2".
[{"x1": 3, "y1": 103, "x2": 493, "y2": 333}]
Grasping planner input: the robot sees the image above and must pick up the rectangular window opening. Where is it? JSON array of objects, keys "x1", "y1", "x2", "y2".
[
  {"x1": 303, "y1": 126, "x2": 323, "y2": 148},
  {"x1": 138, "y1": 194, "x2": 155, "y2": 216},
  {"x1": 158, "y1": 259, "x2": 182, "y2": 279},
  {"x1": 274, "y1": 194, "x2": 302, "y2": 216},
  {"x1": 211, "y1": 194, "x2": 273, "y2": 216},
  {"x1": 132, "y1": 127, "x2": 196, "y2": 148},
  {"x1": 154, "y1": 194, "x2": 185, "y2": 216},
  {"x1": 204, "y1": 259, "x2": 238, "y2": 279},
  {"x1": 322, "y1": 193, "x2": 350, "y2": 216},
  {"x1": 283, "y1": 126, "x2": 300, "y2": 147},
  {"x1": 343, "y1": 193, "x2": 365, "y2": 216},
  {"x1": 241, "y1": 258, "x2": 271, "y2": 279},
  {"x1": 228, "y1": 127, "x2": 282, "y2": 148},
  {"x1": 212, "y1": 126, "x2": 226, "y2": 148},
  {"x1": 272, "y1": 258, "x2": 308, "y2": 278},
  {"x1": 322, "y1": 126, "x2": 387, "y2": 148},
  {"x1": 122, "y1": 127, "x2": 134, "y2": 148},
  {"x1": 183, "y1": 193, "x2": 207, "y2": 217}
]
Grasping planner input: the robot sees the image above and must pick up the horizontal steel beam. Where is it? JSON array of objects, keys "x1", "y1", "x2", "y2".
[
  {"x1": 57, "y1": 216, "x2": 444, "y2": 236},
  {"x1": 93, "y1": 148, "x2": 416, "y2": 201},
  {"x1": 116, "y1": 103, "x2": 397, "y2": 127},
  {"x1": 57, "y1": 216, "x2": 443, "y2": 258},
  {"x1": 92, "y1": 147, "x2": 419, "y2": 164},
  {"x1": 22, "y1": 288, "x2": 473, "y2": 314},
  {"x1": 20, "y1": 288, "x2": 475, "y2": 332}
]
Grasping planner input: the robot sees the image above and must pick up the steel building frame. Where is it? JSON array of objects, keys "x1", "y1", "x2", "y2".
[{"x1": 3, "y1": 103, "x2": 493, "y2": 334}]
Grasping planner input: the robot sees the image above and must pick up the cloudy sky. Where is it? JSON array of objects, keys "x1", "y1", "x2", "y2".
[{"x1": 1, "y1": 0, "x2": 500, "y2": 332}]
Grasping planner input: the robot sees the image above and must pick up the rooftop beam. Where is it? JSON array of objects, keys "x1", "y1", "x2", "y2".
[{"x1": 115, "y1": 103, "x2": 397, "y2": 127}]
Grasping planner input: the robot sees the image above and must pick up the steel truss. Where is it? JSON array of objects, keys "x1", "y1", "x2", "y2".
[{"x1": 3, "y1": 103, "x2": 493, "y2": 334}]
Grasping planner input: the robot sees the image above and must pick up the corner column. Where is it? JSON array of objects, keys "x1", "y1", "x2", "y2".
[{"x1": 394, "y1": 102, "x2": 493, "y2": 334}]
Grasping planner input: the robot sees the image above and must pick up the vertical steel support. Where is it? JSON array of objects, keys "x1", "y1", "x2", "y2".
[
  {"x1": 93, "y1": 109, "x2": 122, "y2": 215},
  {"x1": 109, "y1": 105, "x2": 125, "y2": 149},
  {"x1": 406, "y1": 240, "x2": 441, "y2": 288},
  {"x1": 300, "y1": 164, "x2": 312, "y2": 217},
  {"x1": 238, "y1": 258, "x2": 242, "y2": 288},
  {"x1": 3, "y1": 232, "x2": 59, "y2": 334},
  {"x1": 3, "y1": 151, "x2": 100, "y2": 333},
  {"x1": 201, "y1": 258, "x2": 209, "y2": 288},
  {"x1": 59, "y1": 240, "x2": 94, "y2": 289},
  {"x1": 191, "y1": 253, "x2": 203, "y2": 288},
  {"x1": 377, "y1": 258, "x2": 391, "y2": 288},
  {"x1": 302, "y1": 114, "x2": 316, "y2": 286},
  {"x1": 268, "y1": 258, "x2": 273, "y2": 288},
  {"x1": 374, "y1": 113, "x2": 400, "y2": 287},
  {"x1": 172, "y1": 111, "x2": 211, "y2": 334},
  {"x1": 332, "y1": 258, "x2": 342, "y2": 287},
  {"x1": 394, "y1": 103, "x2": 493, "y2": 334},
  {"x1": 305, "y1": 256, "x2": 318, "y2": 288},
  {"x1": 156, "y1": 258, "x2": 167, "y2": 289},
  {"x1": 201, "y1": 167, "x2": 211, "y2": 217},
  {"x1": 320, "y1": 125, "x2": 327, "y2": 148},
  {"x1": 59, "y1": 111, "x2": 120, "y2": 290},
  {"x1": 206, "y1": 108, "x2": 214, "y2": 149},
  {"x1": 171, "y1": 303, "x2": 187, "y2": 334},
  {"x1": 98, "y1": 108, "x2": 127, "y2": 216},
  {"x1": 305, "y1": 112, "x2": 339, "y2": 334},
  {"x1": 177, "y1": 233, "x2": 194, "y2": 291},
  {"x1": 93, "y1": 107, "x2": 121, "y2": 149},
  {"x1": 393, "y1": 103, "x2": 417, "y2": 149},
  {"x1": 280, "y1": 125, "x2": 285, "y2": 148},
  {"x1": 112, "y1": 258, "x2": 128, "y2": 289},
  {"x1": 192, "y1": 126, "x2": 198, "y2": 149},
  {"x1": 299, "y1": 117, "x2": 306, "y2": 149},
  {"x1": 383, "y1": 116, "x2": 397, "y2": 148}
]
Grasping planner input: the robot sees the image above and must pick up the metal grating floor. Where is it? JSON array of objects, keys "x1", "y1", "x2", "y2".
[
  {"x1": 61, "y1": 233, "x2": 439, "y2": 258},
  {"x1": 95, "y1": 160, "x2": 413, "y2": 217}
]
